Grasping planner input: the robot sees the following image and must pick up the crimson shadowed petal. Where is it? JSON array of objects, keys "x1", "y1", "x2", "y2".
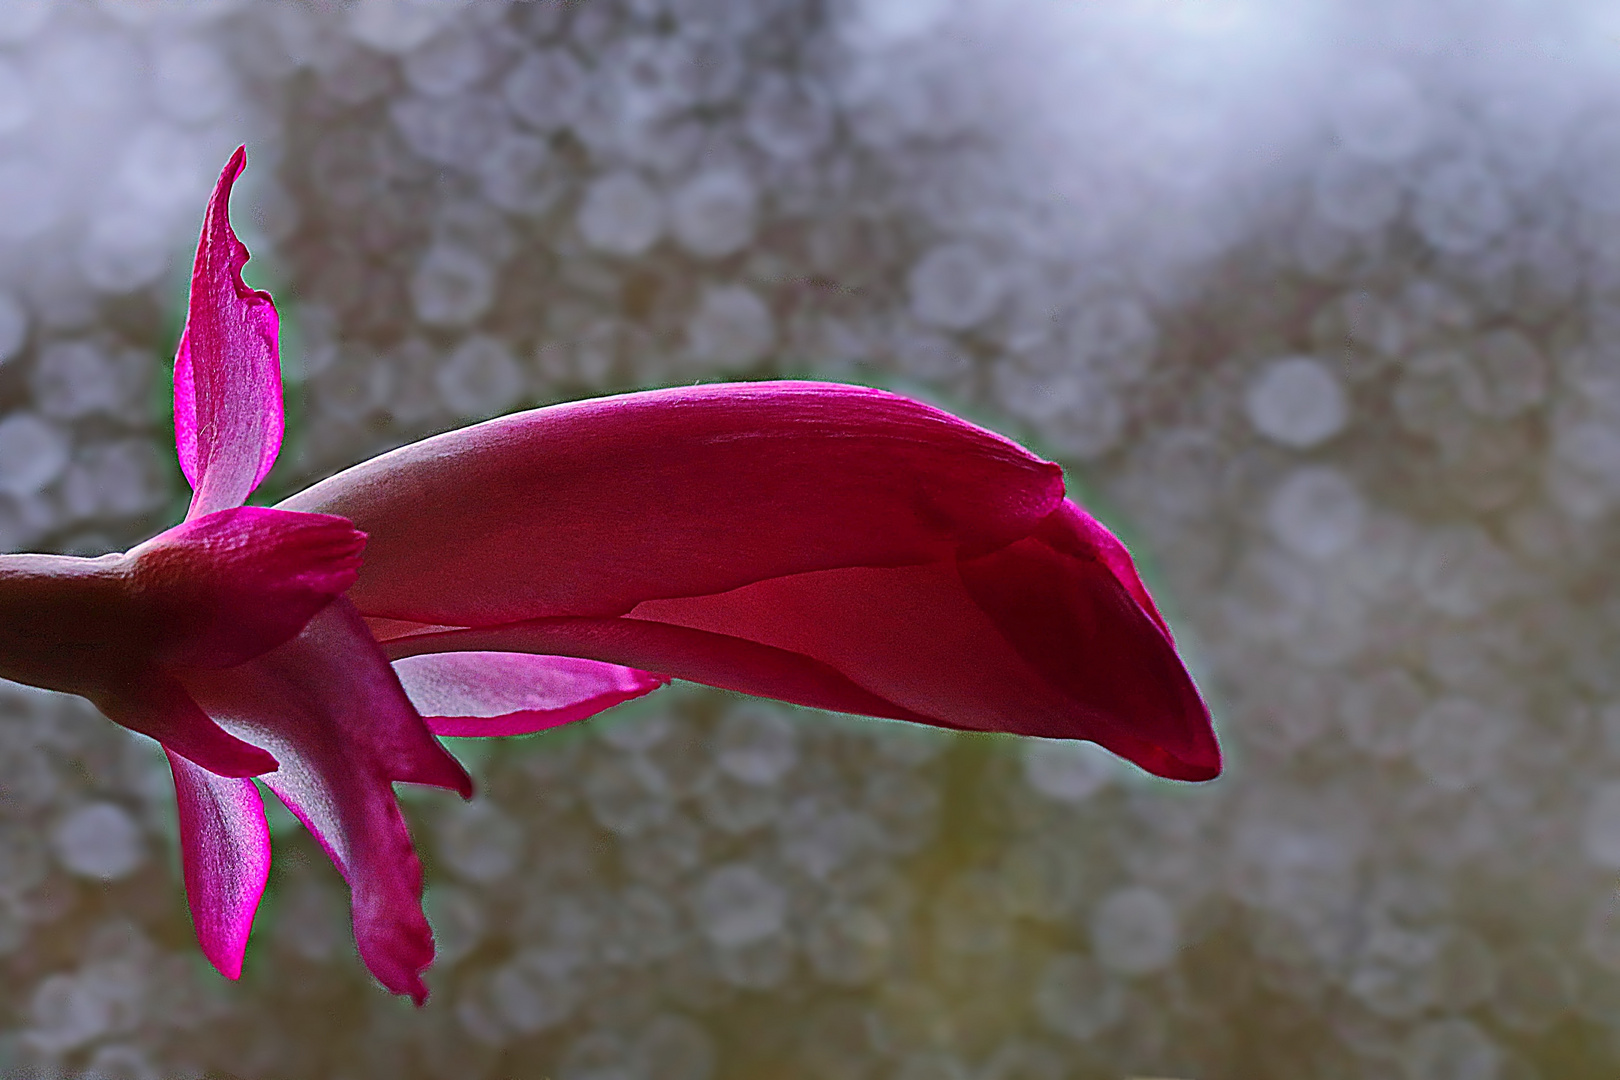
[{"x1": 956, "y1": 502, "x2": 1219, "y2": 779}]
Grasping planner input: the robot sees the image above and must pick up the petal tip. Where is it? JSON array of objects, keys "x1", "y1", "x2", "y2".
[
  {"x1": 203, "y1": 945, "x2": 246, "y2": 982},
  {"x1": 352, "y1": 904, "x2": 439, "y2": 1005},
  {"x1": 1167, "y1": 754, "x2": 1222, "y2": 783}
]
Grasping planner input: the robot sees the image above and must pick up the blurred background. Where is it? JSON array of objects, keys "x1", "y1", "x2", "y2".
[{"x1": 0, "y1": 0, "x2": 1611, "y2": 1076}]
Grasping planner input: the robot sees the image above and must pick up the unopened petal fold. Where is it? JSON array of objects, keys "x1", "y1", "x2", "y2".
[{"x1": 956, "y1": 502, "x2": 1220, "y2": 780}]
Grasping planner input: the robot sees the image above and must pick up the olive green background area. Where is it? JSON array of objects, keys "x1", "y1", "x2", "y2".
[{"x1": 0, "y1": 1, "x2": 1611, "y2": 1079}]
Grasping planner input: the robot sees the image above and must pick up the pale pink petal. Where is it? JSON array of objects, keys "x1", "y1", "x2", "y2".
[
  {"x1": 383, "y1": 618, "x2": 938, "y2": 724},
  {"x1": 124, "y1": 506, "x2": 364, "y2": 670},
  {"x1": 177, "y1": 146, "x2": 283, "y2": 519},
  {"x1": 392, "y1": 652, "x2": 667, "y2": 737},
  {"x1": 181, "y1": 600, "x2": 470, "y2": 1003},
  {"x1": 280, "y1": 381, "x2": 1063, "y2": 624},
  {"x1": 166, "y1": 749, "x2": 271, "y2": 980}
]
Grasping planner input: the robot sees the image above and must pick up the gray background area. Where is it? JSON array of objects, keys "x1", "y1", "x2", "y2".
[{"x1": 0, "y1": 0, "x2": 1610, "y2": 1077}]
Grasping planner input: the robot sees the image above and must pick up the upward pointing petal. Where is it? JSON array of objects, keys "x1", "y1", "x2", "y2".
[{"x1": 177, "y1": 146, "x2": 283, "y2": 519}]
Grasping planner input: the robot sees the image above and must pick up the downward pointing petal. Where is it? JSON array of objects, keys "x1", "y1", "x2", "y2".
[
  {"x1": 181, "y1": 600, "x2": 471, "y2": 1003},
  {"x1": 177, "y1": 146, "x2": 283, "y2": 519},
  {"x1": 167, "y1": 750, "x2": 271, "y2": 981}
]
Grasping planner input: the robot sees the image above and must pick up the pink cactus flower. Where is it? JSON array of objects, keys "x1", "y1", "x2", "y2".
[{"x1": 0, "y1": 149, "x2": 1218, "y2": 1003}]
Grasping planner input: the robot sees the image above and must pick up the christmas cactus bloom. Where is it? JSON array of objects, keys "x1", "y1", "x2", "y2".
[
  {"x1": 289, "y1": 386, "x2": 1219, "y2": 783},
  {"x1": 0, "y1": 148, "x2": 1219, "y2": 1002}
]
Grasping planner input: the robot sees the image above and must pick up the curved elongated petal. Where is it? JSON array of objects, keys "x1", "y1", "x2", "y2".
[
  {"x1": 392, "y1": 652, "x2": 666, "y2": 737},
  {"x1": 281, "y1": 381, "x2": 1064, "y2": 624},
  {"x1": 176, "y1": 146, "x2": 283, "y2": 519},
  {"x1": 167, "y1": 750, "x2": 271, "y2": 980},
  {"x1": 623, "y1": 508, "x2": 1215, "y2": 777},
  {"x1": 182, "y1": 600, "x2": 471, "y2": 1004}
]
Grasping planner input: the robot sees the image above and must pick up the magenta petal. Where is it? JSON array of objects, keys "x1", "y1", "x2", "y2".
[
  {"x1": 100, "y1": 672, "x2": 278, "y2": 778},
  {"x1": 281, "y1": 382, "x2": 1063, "y2": 624},
  {"x1": 176, "y1": 147, "x2": 284, "y2": 519},
  {"x1": 181, "y1": 600, "x2": 471, "y2": 1003},
  {"x1": 173, "y1": 333, "x2": 198, "y2": 491},
  {"x1": 392, "y1": 652, "x2": 667, "y2": 737},
  {"x1": 167, "y1": 749, "x2": 271, "y2": 980},
  {"x1": 1033, "y1": 500, "x2": 1177, "y2": 641},
  {"x1": 125, "y1": 506, "x2": 365, "y2": 670}
]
